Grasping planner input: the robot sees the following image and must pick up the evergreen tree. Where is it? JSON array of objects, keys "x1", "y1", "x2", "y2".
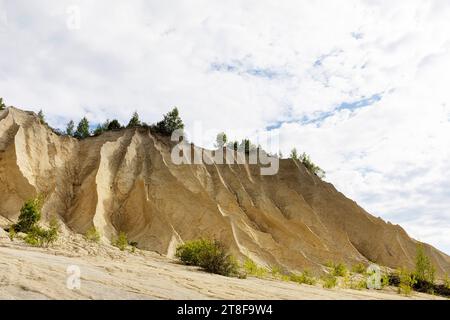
[
  {"x1": 227, "y1": 141, "x2": 239, "y2": 151},
  {"x1": 107, "y1": 119, "x2": 122, "y2": 130},
  {"x1": 290, "y1": 148, "x2": 298, "y2": 160},
  {"x1": 66, "y1": 120, "x2": 75, "y2": 136},
  {"x1": 299, "y1": 152, "x2": 326, "y2": 179},
  {"x1": 215, "y1": 132, "x2": 227, "y2": 148},
  {"x1": 101, "y1": 119, "x2": 111, "y2": 131},
  {"x1": 0, "y1": 97, "x2": 6, "y2": 111},
  {"x1": 37, "y1": 110, "x2": 47, "y2": 125},
  {"x1": 415, "y1": 244, "x2": 435, "y2": 284},
  {"x1": 127, "y1": 111, "x2": 141, "y2": 128},
  {"x1": 74, "y1": 117, "x2": 90, "y2": 139},
  {"x1": 156, "y1": 107, "x2": 184, "y2": 136},
  {"x1": 239, "y1": 139, "x2": 255, "y2": 154}
]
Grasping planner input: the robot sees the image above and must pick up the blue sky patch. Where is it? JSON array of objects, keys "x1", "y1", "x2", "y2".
[
  {"x1": 265, "y1": 93, "x2": 383, "y2": 130},
  {"x1": 210, "y1": 60, "x2": 292, "y2": 80}
]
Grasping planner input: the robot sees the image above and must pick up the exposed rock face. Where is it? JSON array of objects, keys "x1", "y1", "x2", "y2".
[{"x1": 1, "y1": 107, "x2": 449, "y2": 274}]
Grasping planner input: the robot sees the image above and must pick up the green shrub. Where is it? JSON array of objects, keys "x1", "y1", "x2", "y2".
[
  {"x1": 243, "y1": 258, "x2": 267, "y2": 278},
  {"x1": 24, "y1": 219, "x2": 59, "y2": 247},
  {"x1": 175, "y1": 238, "x2": 211, "y2": 266},
  {"x1": 129, "y1": 241, "x2": 138, "y2": 253},
  {"x1": 14, "y1": 197, "x2": 42, "y2": 233},
  {"x1": 270, "y1": 266, "x2": 283, "y2": 278},
  {"x1": 414, "y1": 244, "x2": 435, "y2": 285},
  {"x1": 290, "y1": 270, "x2": 317, "y2": 285},
  {"x1": 299, "y1": 152, "x2": 326, "y2": 178},
  {"x1": 8, "y1": 228, "x2": 16, "y2": 241},
  {"x1": 349, "y1": 277, "x2": 367, "y2": 290},
  {"x1": 155, "y1": 107, "x2": 184, "y2": 136},
  {"x1": 351, "y1": 263, "x2": 366, "y2": 274},
  {"x1": 85, "y1": 227, "x2": 101, "y2": 243},
  {"x1": 381, "y1": 273, "x2": 390, "y2": 288},
  {"x1": 290, "y1": 148, "x2": 299, "y2": 160},
  {"x1": 280, "y1": 274, "x2": 291, "y2": 282},
  {"x1": 114, "y1": 232, "x2": 128, "y2": 251},
  {"x1": 398, "y1": 268, "x2": 417, "y2": 296},
  {"x1": 444, "y1": 274, "x2": 450, "y2": 289},
  {"x1": 175, "y1": 239, "x2": 239, "y2": 277},
  {"x1": 329, "y1": 262, "x2": 348, "y2": 277},
  {"x1": 322, "y1": 274, "x2": 338, "y2": 289}
]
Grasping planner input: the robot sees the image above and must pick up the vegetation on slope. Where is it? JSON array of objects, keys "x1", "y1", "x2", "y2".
[
  {"x1": 175, "y1": 239, "x2": 239, "y2": 277},
  {"x1": 7, "y1": 196, "x2": 59, "y2": 247}
]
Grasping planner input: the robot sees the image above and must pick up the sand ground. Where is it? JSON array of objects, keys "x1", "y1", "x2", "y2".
[{"x1": 0, "y1": 234, "x2": 444, "y2": 300}]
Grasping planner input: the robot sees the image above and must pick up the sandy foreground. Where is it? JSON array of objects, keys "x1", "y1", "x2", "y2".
[{"x1": 0, "y1": 234, "x2": 444, "y2": 300}]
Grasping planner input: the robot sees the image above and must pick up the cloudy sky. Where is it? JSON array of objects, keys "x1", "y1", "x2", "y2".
[{"x1": 1, "y1": 0, "x2": 449, "y2": 254}]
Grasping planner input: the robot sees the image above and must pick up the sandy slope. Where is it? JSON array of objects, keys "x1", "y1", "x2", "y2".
[
  {"x1": 0, "y1": 236, "x2": 444, "y2": 300},
  {"x1": 1, "y1": 107, "x2": 450, "y2": 276}
]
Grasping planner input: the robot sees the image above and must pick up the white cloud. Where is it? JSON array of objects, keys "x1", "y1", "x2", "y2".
[{"x1": 1, "y1": 0, "x2": 449, "y2": 253}]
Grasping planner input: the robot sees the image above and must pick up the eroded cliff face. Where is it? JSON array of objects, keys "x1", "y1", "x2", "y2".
[{"x1": 1, "y1": 107, "x2": 449, "y2": 274}]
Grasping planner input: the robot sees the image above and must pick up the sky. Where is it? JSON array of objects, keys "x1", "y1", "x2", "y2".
[{"x1": 1, "y1": 0, "x2": 450, "y2": 254}]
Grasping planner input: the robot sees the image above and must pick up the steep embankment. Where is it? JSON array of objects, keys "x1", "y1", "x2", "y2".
[{"x1": 1, "y1": 107, "x2": 449, "y2": 275}]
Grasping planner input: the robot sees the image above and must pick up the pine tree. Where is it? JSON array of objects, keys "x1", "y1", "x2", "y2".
[
  {"x1": 156, "y1": 107, "x2": 184, "y2": 136},
  {"x1": 74, "y1": 117, "x2": 90, "y2": 139},
  {"x1": 127, "y1": 111, "x2": 141, "y2": 128},
  {"x1": 238, "y1": 139, "x2": 256, "y2": 154},
  {"x1": 107, "y1": 119, "x2": 122, "y2": 130},
  {"x1": 66, "y1": 120, "x2": 75, "y2": 136},
  {"x1": 37, "y1": 110, "x2": 47, "y2": 125},
  {"x1": 290, "y1": 148, "x2": 298, "y2": 160}
]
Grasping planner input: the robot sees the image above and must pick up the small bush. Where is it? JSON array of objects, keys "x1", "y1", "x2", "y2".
[
  {"x1": 270, "y1": 266, "x2": 283, "y2": 277},
  {"x1": 329, "y1": 262, "x2": 347, "y2": 277},
  {"x1": 351, "y1": 263, "x2": 366, "y2": 274},
  {"x1": 322, "y1": 274, "x2": 338, "y2": 289},
  {"x1": 290, "y1": 270, "x2": 317, "y2": 285},
  {"x1": 299, "y1": 152, "x2": 326, "y2": 178},
  {"x1": 349, "y1": 277, "x2": 367, "y2": 290},
  {"x1": 24, "y1": 219, "x2": 59, "y2": 247},
  {"x1": 85, "y1": 227, "x2": 101, "y2": 243},
  {"x1": 129, "y1": 241, "x2": 138, "y2": 253},
  {"x1": 129, "y1": 241, "x2": 138, "y2": 247},
  {"x1": 8, "y1": 228, "x2": 16, "y2": 241},
  {"x1": 14, "y1": 197, "x2": 42, "y2": 233},
  {"x1": 280, "y1": 274, "x2": 291, "y2": 282},
  {"x1": 444, "y1": 274, "x2": 450, "y2": 289},
  {"x1": 398, "y1": 268, "x2": 417, "y2": 296},
  {"x1": 175, "y1": 238, "x2": 211, "y2": 266},
  {"x1": 114, "y1": 232, "x2": 128, "y2": 251},
  {"x1": 175, "y1": 239, "x2": 239, "y2": 277},
  {"x1": 243, "y1": 259, "x2": 267, "y2": 278},
  {"x1": 381, "y1": 274, "x2": 390, "y2": 288}
]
